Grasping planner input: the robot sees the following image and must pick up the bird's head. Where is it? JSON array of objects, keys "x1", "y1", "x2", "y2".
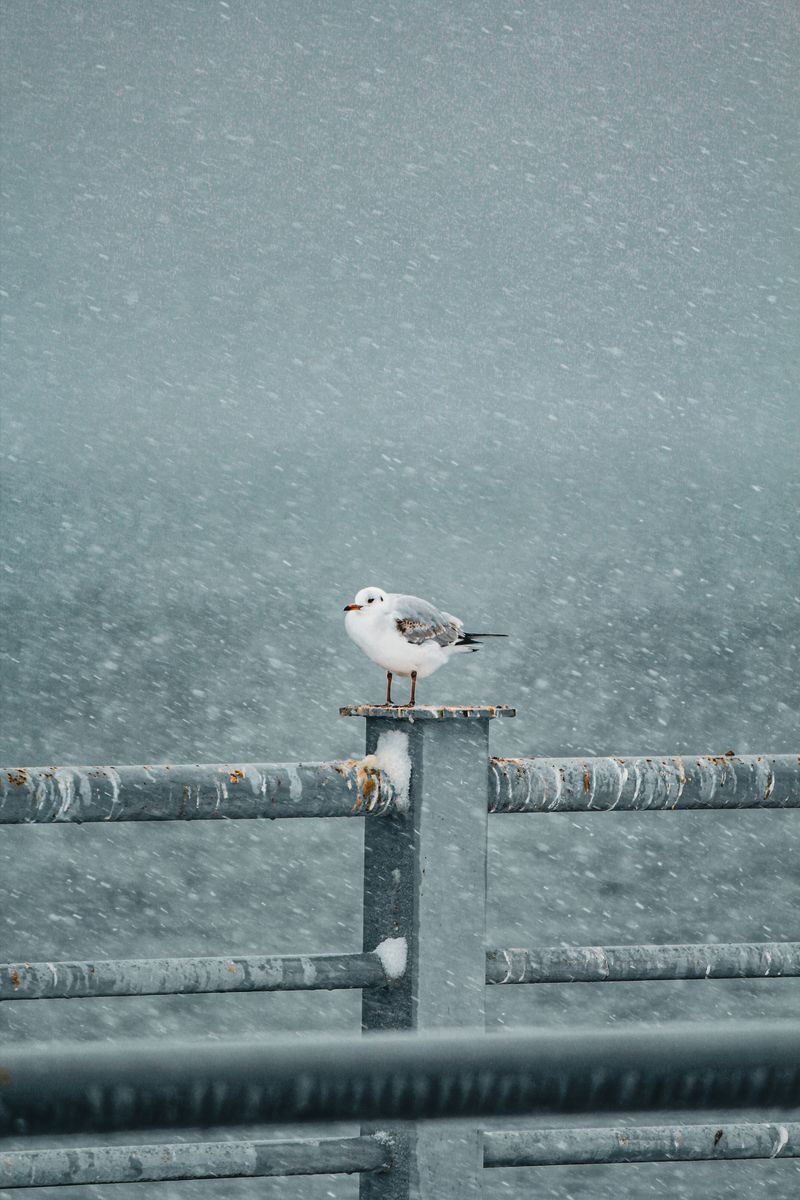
[{"x1": 343, "y1": 586, "x2": 386, "y2": 614}]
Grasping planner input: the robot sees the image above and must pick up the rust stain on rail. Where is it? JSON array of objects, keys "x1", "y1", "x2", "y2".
[
  {"x1": 764, "y1": 767, "x2": 775, "y2": 804},
  {"x1": 675, "y1": 756, "x2": 687, "y2": 788},
  {"x1": 334, "y1": 757, "x2": 386, "y2": 814},
  {"x1": 354, "y1": 759, "x2": 382, "y2": 813}
]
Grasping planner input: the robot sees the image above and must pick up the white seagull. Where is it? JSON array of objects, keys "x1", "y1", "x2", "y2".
[{"x1": 343, "y1": 586, "x2": 507, "y2": 706}]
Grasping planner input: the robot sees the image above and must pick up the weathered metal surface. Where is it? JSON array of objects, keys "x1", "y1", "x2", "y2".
[
  {"x1": 490, "y1": 754, "x2": 800, "y2": 812},
  {"x1": 11, "y1": 941, "x2": 795, "y2": 999},
  {"x1": 5, "y1": 751, "x2": 795, "y2": 821},
  {"x1": 360, "y1": 714, "x2": 491, "y2": 1198},
  {"x1": 486, "y1": 941, "x2": 800, "y2": 985},
  {"x1": 0, "y1": 951, "x2": 389, "y2": 1000},
  {"x1": 341, "y1": 705, "x2": 515, "y2": 720},
  {"x1": 0, "y1": 1135, "x2": 390, "y2": 1187},
  {"x1": 2, "y1": 1022, "x2": 798, "y2": 1136},
  {"x1": 3, "y1": 1124, "x2": 794, "y2": 1186},
  {"x1": 0, "y1": 760, "x2": 395, "y2": 823},
  {"x1": 483, "y1": 1121, "x2": 800, "y2": 1167}
]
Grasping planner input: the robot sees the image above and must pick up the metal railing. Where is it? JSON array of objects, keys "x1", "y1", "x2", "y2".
[
  {"x1": 4, "y1": 1024, "x2": 800, "y2": 1135},
  {"x1": 5, "y1": 938, "x2": 800, "y2": 1001},
  {"x1": 3, "y1": 748, "x2": 798, "y2": 825},
  {"x1": 1, "y1": 703, "x2": 799, "y2": 1198},
  {"x1": 3, "y1": 1121, "x2": 799, "y2": 1189}
]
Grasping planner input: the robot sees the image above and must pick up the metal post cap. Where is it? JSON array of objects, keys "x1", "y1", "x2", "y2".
[{"x1": 339, "y1": 705, "x2": 516, "y2": 719}]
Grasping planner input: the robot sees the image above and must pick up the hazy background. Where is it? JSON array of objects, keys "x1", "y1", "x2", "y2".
[{"x1": 1, "y1": 2, "x2": 798, "y2": 1197}]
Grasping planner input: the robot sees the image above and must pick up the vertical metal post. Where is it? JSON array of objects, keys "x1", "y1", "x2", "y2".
[{"x1": 346, "y1": 705, "x2": 513, "y2": 1200}]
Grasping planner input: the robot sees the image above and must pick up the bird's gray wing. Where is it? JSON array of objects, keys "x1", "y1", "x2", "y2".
[{"x1": 390, "y1": 595, "x2": 463, "y2": 647}]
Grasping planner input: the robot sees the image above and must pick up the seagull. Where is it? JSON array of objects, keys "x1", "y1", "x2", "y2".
[{"x1": 343, "y1": 586, "x2": 507, "y2": 706}]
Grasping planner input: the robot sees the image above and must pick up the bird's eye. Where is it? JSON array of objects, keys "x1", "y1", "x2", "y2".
[{"x1": 367, "y1": 597, "x2": 374, "y2": 603}]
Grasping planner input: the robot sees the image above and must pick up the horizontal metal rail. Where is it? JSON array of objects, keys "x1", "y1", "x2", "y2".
[
  {"x1": 0, "y1": 951, "x2": 389, "y2": 1000},
  {"x1": 483, "y1": 1121, "x2": 800, "y2": 1167},
  {"x1": 3, "y1": 1122, "x2": 795, "y2": 1186},
  {"x1": 0, "y1": 760, "x2": 393, "y2": 823},
  {"x1": 3, "y1": 753, "x2": 798, "y2": 823},
  {"x1": 486, "y1": 941, "x2": 800, "y2": 985},
  {"x1": 4, "y1": 940, "x2": 796, "y2": 1000},
  {"x1": 490, "y1": 754, "x2": 800, "y2": 812},
  {"x1": 2, "y1": 1022, "x2": 799, "y2": 1136},
  {"x1": 0, "y1": 1134, "x2": 390, "y2": 1188}
]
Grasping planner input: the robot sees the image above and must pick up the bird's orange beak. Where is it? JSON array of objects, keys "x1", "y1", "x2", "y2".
[{"x1": 343, "y1": 603, "x2": 362, "y2": 611}]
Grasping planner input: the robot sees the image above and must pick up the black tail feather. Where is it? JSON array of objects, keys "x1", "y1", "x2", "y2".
[{"x1": 456, "y1": 632, "x2": 508, "y2": 646}]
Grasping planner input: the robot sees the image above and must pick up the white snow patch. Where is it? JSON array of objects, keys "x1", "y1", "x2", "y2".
[
  {"x1": 300, "y1": 956, "x2": 317, "y2": 986},
  {"x1": 371, "y1": 1130, "x2": 396, "y2": 1150},
  {"x1": 105, "y1": 767, "x2": 122, "y2": 820},
  {"x1": 374, "y1": 730, "x2": 411, "y2": 812},
  {"x1": 53, "y1": 770, "x2": 75, "y2": 821},
  {"x1": 286, "y1": 765, "x2": 302, "y2": 802},
  {"x1": 374, "y1": 936, "x2": 408, "y2": 981},
  {"x1": 771, "y1": 1125, "x2": 789, "y2": 1157}
]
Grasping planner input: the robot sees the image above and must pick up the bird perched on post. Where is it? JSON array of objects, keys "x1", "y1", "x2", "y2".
[{"x1": 343, "y1": 586, "x2": 507, "y2": 706}]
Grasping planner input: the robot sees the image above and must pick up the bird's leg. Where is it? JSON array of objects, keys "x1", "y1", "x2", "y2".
[
  {"x1": 384, "y1": 672, "x2": 393, "y2": 706},
  {"x1": 408, "y1": 671, "x2": 417, "y2": 706}
]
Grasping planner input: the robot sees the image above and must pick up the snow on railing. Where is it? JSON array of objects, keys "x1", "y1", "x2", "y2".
[
  {"x1": 2, "y1": 705, "x2": 799, "y2": 1197},
  {"x1": 489, "y1": 753, "x2": 800, "y2": 812},
  {"x1": 5, "y1": 939, "x2": 798, "y2": 1001},
  {"x1": 4, "y1": 751, "x2": 797, "y2": 825}
]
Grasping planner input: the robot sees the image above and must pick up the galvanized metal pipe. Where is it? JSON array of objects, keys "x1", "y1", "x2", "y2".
[
  {"x1": 0, "y1": 952, "x2": 388, "y2": 1000},
  {"x1": 483, "y1": 1121, "x2": 800, "y2": 1167},
  {"x1": 4, "y1": 753, "x2": 798, "y2": 822},
  {"x1": 0, "y1": 1135, "x2": 390, "y2": 1188},
  {"x1": 486, "y1": 941, "x2": 800, "y2": 985},
  {"x1": 2, "y1": 1123, "x2": 795, "y2": 1186},
  {"x1": 6, "y1": 939, "x2": 797, "y2": 1002},
  {"x1": 2, "y1": 1022, "x2": 798, "y2": 1136},
  {"x1": 0, "y1": 760, "x2": 393, "y2": 823},
  {"x1": 490, "y1": 754, "x2": 800, "y2": 812}
]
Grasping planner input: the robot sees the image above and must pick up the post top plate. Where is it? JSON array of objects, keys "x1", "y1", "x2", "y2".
[{"x1": 339, "y1": 704, "x2": 516, "y2": 720}]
